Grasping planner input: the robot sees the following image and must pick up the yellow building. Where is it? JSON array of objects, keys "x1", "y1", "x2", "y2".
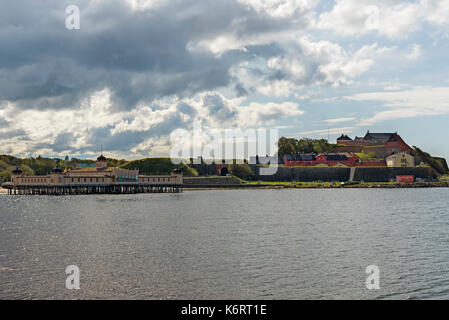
[
  {"x1": 386, "y1": 152, "x2": 414, "y2": 168},
  {"x1": 5, "y1": 154, "x2": 183, "y2": 195}
]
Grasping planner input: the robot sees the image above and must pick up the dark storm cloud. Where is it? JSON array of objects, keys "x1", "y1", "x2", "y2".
[
  {"x1": 234, "y1": 83, "x2": 248, "y2": 97},
  {"x1": 203, "y1": 93, "x2": 237, "y2": 122},
  {"x1": 0, "y1": 117, "x2": 8, "y2": 127},
  {"x1": 0, "y1": 129, "x2": 29, "y2": 140},
  {"x1": 0, "y1": 0, "x2": 317, "y2": 156},
  {"x1": 177, "y1": 102, "x2": 196, "y2": 116},
  {"x1": 0, "y1": 0, "x2": 306, "y2": 112},
  {"x1": 84, "y1": 111, "x2": 187, "y2": 153}
]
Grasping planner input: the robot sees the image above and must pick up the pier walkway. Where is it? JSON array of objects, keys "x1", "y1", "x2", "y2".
[{"x1": 1, "y1": 182, "x2": 182, "y2": 195}]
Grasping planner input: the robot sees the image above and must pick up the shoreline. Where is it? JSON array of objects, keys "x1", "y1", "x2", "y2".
[
  {"x1": 2, "y1": 183, "x2": 448, "y2": 195},
  {"x1": 184, "y1": 182, "x2": 449, "y2": 190}
]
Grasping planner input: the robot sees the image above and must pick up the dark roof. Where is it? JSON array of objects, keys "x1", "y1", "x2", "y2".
[
  {"x1": 326, "y1": 154, "x2": 348, "y2": 161},
  {"x1": 337, "y1": 134, "x2": 352, "y2": 141},
  {"x1": 97, "y1": 154, "x2": 107, "y2": 161},
  {"x1": 285, "y1": 154, "x2": 316, "y2": 161},
  {"x1": 364, "y1": 132, "x2": 397, "y2": 142},
  {"x1": 12, "y1": 167, "x2": 22, "y2": 174},
  {"x1": 52, "y1": 167, "x2": 63, "y2": 173}
]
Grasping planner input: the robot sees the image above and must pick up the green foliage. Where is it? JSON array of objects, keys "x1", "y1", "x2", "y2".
[
  {"x1": 0, "y1": 155, "x2": 18, "y2": 166},
  {"x1": 312, "y1": 139, "x2": 333, "y2": 153},
  {"x1": 229, "y1": 164, "x2": 255, "y2": 179},
  {"x1": 21, "y1": 157, "x2": 56, "y2": 175},
  {"x1": 354, "y1": 152, "x2": 383, "y2": 161},
  {"x1": 0, "y1": 159, "x2": 11, "y2": 181},
  {"x1": 277, "y1": 137, "x2": 332, "y2": 156},
  {"x1": 412, "y1": 146, "x2": 448, "y2": 175},
  {"x1": 0, "y1": 156, "x2": 36, "y2": 181},
  {"x1": 59, "y1": 158, "x2": 95, "y2": 170},
  {"x1": 120, "y1": 157, "x2": 198, "y2": 176},
  {"x1": 297, "y1": 138, "x2": 314, "y2": 153},
  {"x1": 277, "y1": 137, "x2": 297, "y2": 156},
  {"x1": 344, "y1": 180, "x2": 360, "y2": 186},
  {"x1": 178, "y1": 163, "x2": 199, "y2": 176},
  {"x1": 107, "y1": 158, "x2": 127, "y2": 168},
  {"x1": 20, "y1": 165, "x2": 34, "y2": 176}
]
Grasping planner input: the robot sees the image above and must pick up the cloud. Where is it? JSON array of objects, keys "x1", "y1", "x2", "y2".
[
  {"x1": 0, "y1": 88, "x2": 304, "y2": 157},
  {"x1": 346, "y1": 86, "x2": 449, "y2": 125},
  {"x1": 296, "y1": 126, "x2": 354, "y2": 136},
  {"x1": 255, "y1": 38, "x2": 392, "y2": 97},
  {"x1": 1, "y1": 0, "x2": 317, "y2": 113},
  {"x1": 237, "y1": 0, "x2": 318, "y2": 18},
  {"x1": 0, "y1": 0, "x2": 316, "y2": 156},
  {"x1": 406, "y1": 44, "x2": 422, "y2": 61},
  {"x1": 315, "y1": 0, "x2": 449, "y2": 39},
  {"x1": 323, "y1": 117, "x2": 356, "y2": 124},
  {"x1": 0, "y1": 0, "x2": 442, "y2": 158}
]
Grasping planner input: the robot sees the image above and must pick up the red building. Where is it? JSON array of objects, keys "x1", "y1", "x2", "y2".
[
  {"x1": 284, "y1": 153, "x2": 362, "y2": 167},
  {"x1": 337, "y1": 131, "x2": 412, "y2": 155},
  {"x1": 396, "y1": 175, "x2": 414, "y2": 183},
  {"x1": 283, "y1": 152, "x2": 388, "y2": 167}
]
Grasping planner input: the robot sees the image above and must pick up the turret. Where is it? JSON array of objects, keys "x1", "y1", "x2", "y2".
[
  {"x1": 96, "y1": 154, "x2": 107, "y2": 170},
  {"x1": 171, "y1": 168, "x2": 183, "y2": 184},
  {"x1": 11, "y1": 167, "x2": 23, "y2": 184},
  {"x1": 50, "y1": 166, "x2": 64, "y2": 185}
]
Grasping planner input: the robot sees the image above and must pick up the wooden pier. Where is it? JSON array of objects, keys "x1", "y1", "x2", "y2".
[
  {"x1": 3, "y1": 157, "x2": 184, "y2": 196},
  {"x1": 2, "y1": 183, "x2": 182, "y2": 195}
]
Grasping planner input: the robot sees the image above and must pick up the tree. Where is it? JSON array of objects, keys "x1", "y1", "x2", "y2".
[
  {"x1": 278, "y1": 137, "x2": 297, "y2": 156},
  {"x1": 230, "y1": 164, "x2": 255, "y2": 179},
  {"x1": 313, "y1": 139, "x2": 332, "y2": 153},
  {"x1": 297, "y1": 138, "x2": 314, "y2": 153},
  {"x1": 277, "y1": 137, "x2": 333, "y2": 155}
]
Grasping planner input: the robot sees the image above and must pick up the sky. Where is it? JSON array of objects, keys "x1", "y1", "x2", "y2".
[{"x1": 1, "y1": 0, "x2": 449, "y2": 160}]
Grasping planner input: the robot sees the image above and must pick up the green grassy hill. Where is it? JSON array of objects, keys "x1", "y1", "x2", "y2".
[
  {"x1": 412, "y1": 147, "x2": 449, "y2": 176},
  {"x1": 119, "y1": 158, "x2": 198, "y2": 176},
  {"x1": 0, "y1": 155, "x2": 35, "y2": 181}
]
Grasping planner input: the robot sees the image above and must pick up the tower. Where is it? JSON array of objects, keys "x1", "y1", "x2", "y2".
[
  {"x1": 96, "y1": 154, "x2": 107, "y2": 170},
  {"x1": 11, "y1": 167, "x2": 23, "y2": 184}
]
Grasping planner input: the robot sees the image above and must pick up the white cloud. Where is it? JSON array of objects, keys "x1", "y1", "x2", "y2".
[
  {"x1": 255, "y1": 38, "x2": 392, "y2": 97},
  {"x1": 383, "y1": 85, "x2": 403, "y2": 91},
  {"x1": 323, "y1": 117, "x2": 356, "y2": 124},
  {"x1": 0, "y1": 88, "x2": 306, "y2": 156},
  {"x1": 125, "y1": 0, "x2": 167, "y2": 11},
  {"x1": 315, "y1": 0, "x2": 449, "y2": 39},
  {"x1": 406, "y1": 44, "x2": 422, "y2": 61},
  {"x1": 346, "y1": 86, "x2": 449, "y2": 125},
  {"x1": 296, "y1": 126, "x2": 354, "y2": 136},
  {"x1": 238, "y1": 0, "x2": 318, "y2": 18}
]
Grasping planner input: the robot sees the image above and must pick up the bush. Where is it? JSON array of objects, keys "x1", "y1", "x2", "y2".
[
  {"x1": 120, "y1": 158, "x2": 198, "y2": 176},
  {"x1": 229, "y1": 164, "x2": 255, "y2": 179}
]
